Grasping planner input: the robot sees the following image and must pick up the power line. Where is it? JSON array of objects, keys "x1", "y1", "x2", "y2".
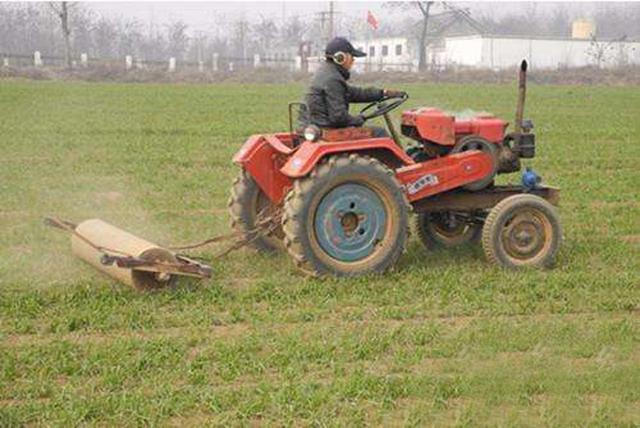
[{"x1": 442, "y1": 2, "x2": 487, "y2": 34}]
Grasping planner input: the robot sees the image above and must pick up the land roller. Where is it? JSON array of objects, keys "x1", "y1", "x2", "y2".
[
  {"x1": 48, "y1": 60, "x2": 561, "y2": 288},
  {"x1": 45, "y1": 217, "x2": 214, "y2": 290}
]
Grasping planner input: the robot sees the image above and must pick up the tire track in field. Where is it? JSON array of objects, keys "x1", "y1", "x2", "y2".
[
  {"x1": 3, "y1": 309, "x2": 636, "y2": 348},
  {"x1": 6, "y1": 351, "x2": 637, "y2": 408}
]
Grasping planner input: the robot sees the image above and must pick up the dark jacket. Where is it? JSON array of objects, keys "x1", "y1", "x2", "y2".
[{"x1": 304, "y1": 61, "x2": 384, "y2": 128}]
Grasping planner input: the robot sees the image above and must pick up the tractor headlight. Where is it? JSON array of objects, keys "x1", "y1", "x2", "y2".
[{"x1": 303, "y1": 125, "x2": 321, "y2": 142}]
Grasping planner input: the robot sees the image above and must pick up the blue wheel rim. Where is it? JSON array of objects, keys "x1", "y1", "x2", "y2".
[{"x1": 314, "y1": 183, "x2": 388, "y2": 262}]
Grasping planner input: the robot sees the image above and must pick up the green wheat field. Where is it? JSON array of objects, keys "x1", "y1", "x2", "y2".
[{"x1": 1, "y1": 79, "x2": 638, "y2": 426}]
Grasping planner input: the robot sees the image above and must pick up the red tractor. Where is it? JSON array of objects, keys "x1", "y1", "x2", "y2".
[{"x1": 229, "y1": 61, "x2": 561, "y2": 277}]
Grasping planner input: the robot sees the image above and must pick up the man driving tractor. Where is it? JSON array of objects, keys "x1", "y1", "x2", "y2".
[
  {"x1": 231, "y1": 51, "x2": 561, "y2": 277},
  {"x1": 304, "y1": 37, "x2": 406, "y2": 138}
]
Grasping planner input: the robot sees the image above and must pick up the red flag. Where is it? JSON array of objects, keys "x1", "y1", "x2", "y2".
[{"x1": 367, "y1": 10, "x2": 379, "y2": 30}]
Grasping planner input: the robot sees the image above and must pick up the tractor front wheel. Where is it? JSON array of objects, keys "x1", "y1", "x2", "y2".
[
  {"x1": 415, "y1": 211, "x2": 481, "y2": 249},
  {"x1": 228, "y1": 170, "x2": 284, "y2": 253},
  {"x1": 482, "y1": 194, "x2": 561, "y2": 269},
  {"x1": 282, "y1": 155, "x2": 410, "y2": 277}
]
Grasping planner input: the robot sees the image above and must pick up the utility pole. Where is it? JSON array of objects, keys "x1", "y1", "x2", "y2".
[
  {"x1": 328, "y1": 1, "x2": 334, "y2": 40},
  {"x1": 236, "y1": 20, "x2": 248, "y2": 64},
  {"x1": 316, "y1": 2, "x2": 337, "y2": 46},
  {"x1": 148, "y1": 4, "x2": 156, "y2": 39},
  {"x1": 318, "y1": 11, "x2": 327, "y2": 43},
  {"x1": 195, "y1": 30, "x2": 205, "y2": 68}
]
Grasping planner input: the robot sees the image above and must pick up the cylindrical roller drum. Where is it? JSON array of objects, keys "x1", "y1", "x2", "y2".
[{"x1": 71, "y1": 219, "x2": 177, "y2": 290}]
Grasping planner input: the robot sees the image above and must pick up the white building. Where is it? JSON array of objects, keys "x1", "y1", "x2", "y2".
[
  {"x1": 261, "y1": 48, "x2": 297, "y2": 70},
  {"x1": 269, "y1": 31, "x2": 640, "y2": 74},
  {"x1": 352, "y1": 37, "x2": 415, "y2": 72},
  {"x1": 437, "y1": 34, "x2": 640, "y2": 69},
  {"x1": 348, "y1": 32, "x2": 640, "y2": 72}
]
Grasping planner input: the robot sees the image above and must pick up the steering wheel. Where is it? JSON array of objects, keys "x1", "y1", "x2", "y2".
[{"x1": 359, "y1": 93, "x2": 409, "y2": 121}]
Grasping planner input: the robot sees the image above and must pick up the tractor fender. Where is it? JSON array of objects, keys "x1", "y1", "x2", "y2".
[
  {"x1": 233, "y1": 134, "x2": 294, "y2": 204},
  {"x1": 280, "y1": 138, "x2": 415, "y2": 178}
]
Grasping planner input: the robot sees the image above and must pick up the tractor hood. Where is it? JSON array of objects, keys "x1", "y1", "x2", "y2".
[{"x1": 401, "y1": 108, "x2": 508, "y2": 146}]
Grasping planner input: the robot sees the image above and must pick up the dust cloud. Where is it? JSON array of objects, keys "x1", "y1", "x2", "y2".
[{"x1": 0, "y1": 174, "x2": 175, "y2": 289}]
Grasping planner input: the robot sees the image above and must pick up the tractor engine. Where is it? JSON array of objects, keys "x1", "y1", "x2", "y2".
[
  {"x1": 400, "y1": 107, "x2": 506, "y2": 153},
  {"x1": 400, "y1": 107, "x2": 535, "y2": 174}
]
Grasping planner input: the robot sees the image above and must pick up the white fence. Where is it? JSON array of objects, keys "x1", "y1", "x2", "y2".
[
  {"x1": 0, "y1": 51, "x2": 305, "y2": 73},
  {"x1": 4, "y1": 42, "x2": 639, "y2": 75}
]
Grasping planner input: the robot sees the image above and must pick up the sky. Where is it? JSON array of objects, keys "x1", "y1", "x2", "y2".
[
  {"x1": 81, "y1": 1, "x2": 608, "y2": 39},
  {"x1": 87, "y1": 2, "x2": 392, "y2": 34}
]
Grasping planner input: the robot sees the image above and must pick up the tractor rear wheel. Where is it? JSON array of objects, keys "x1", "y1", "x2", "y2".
[
  {"x1": 482, "y1": 194, "x2": 561, "y2": 269},
  {"x1": 282, "y1": 154, "x2": 410, "y2": 277},
  {"x1": 451, "y1": 135, "x2": 498, "y2": 191},
  {"x1": 415, "y1": 211, "x2": 481, "y2": 249},
  {"x1": 228, "y1": 170, "x2": 284, "y2": 252}
]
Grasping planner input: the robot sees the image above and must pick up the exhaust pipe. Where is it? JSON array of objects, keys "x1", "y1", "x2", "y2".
[
  {"x1": 499, "y1": 60, "x2": 533, "y2": 172},
  {"x1": 514, "y1": 59, "x2": 527, "y2": 134}
]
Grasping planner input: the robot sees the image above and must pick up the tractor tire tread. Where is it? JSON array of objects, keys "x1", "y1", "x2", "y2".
[
  {"x1": 481, "y1": 194, "x2": 562, "y2": 269},
  {"x1": 414, "y1": 212, "x2": 481, "y2": 250},
  {"x1": 228, "y1": 170, "x2": 283, "y2": 253},
  {"x1": 282, "y1": 154, "x2": 410, "y2": 277}
]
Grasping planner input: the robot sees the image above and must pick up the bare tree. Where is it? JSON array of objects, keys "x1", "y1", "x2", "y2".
[
  {"x1": 69, "y1": 6, "x2": 95, "y2": 57},
  {"x1": 586, "y1": 34, "x2": 627, "y2": 68},
  {"x1": 166, "y1": 21, "x2": 189, "y2": 60},
  {"x1": 254, "y1": 17, "x2": 278, "y2": 53},
  {"x1": 415, "y1": 2, "x2": 434, "y2": 72},
  {"x1": 384, "y1": 1, "x2": 434, "y2": 71},
  {"x1": 118, "y1": 19, "x2": 144, "y2": 59},
  {"x1": 385, "y1": 1, "x2": 483, "y2": 71},
  {"x1": 546, "y1": 5, "x2": 570, "y2": 37},
  {"x1": 93, "y1": 18, "x2": 118, "y2": 59},
  {"x1": 280, "y1": 15, "x2": 306, "y2": 47},
  {"x1": 48, "y1": 2, "x2": 73, "y2": 68},
  {"x1": 232, "y1": 21, "x2": 251, "y2": 62}
]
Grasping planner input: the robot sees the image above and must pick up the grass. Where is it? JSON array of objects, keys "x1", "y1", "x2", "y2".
[{"x1": 0, "y1": 78, "x2": 639, "y2": 426}]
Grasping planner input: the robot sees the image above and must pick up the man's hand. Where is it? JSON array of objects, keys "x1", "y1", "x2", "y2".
[
  {"x1": 383, "y1": 89, "x2": 407, "y2": 98},
  {"x1": 350, "y1": 114, "x2": 365, "y2": 127}
]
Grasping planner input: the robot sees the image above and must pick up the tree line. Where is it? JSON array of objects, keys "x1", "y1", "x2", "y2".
[
  {"x1": 1, "y1": 2, "x2": 638, "y2": 69},
  {"x1": 0, "y1": 2, "x2": 309, "y2": 65}
]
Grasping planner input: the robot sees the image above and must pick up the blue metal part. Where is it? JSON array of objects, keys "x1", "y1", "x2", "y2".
[
  {"x1": 521, "y1": 167, "x2": 542, "y2": 191},
  {"x1": 314, "y1": 183, "x2": 387, "y2": 262}
]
